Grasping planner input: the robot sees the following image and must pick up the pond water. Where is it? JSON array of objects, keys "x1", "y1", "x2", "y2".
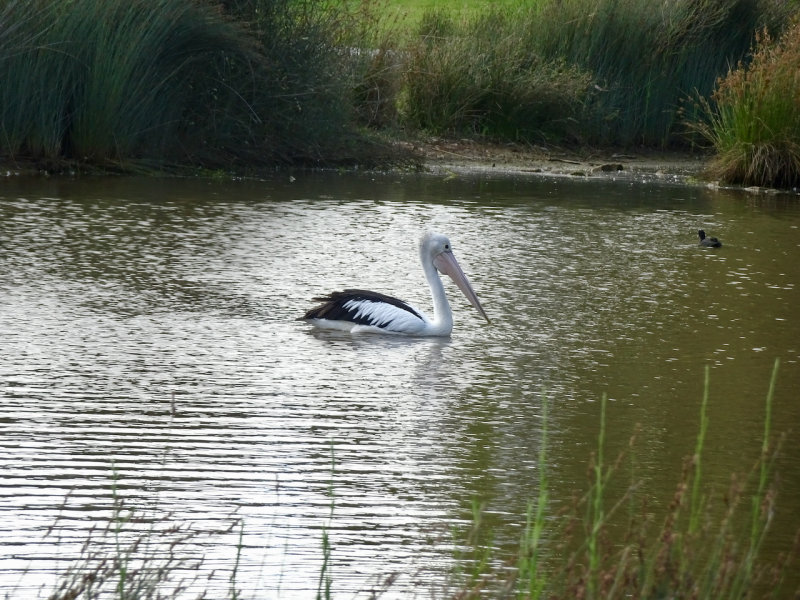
[{"x1": 1, "y1": 171, "x2": 799, "y2": 598}]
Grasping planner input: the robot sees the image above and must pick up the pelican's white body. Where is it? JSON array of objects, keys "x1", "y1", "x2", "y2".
[{"x1": 302, "y1": 232, "x2": 488, "y2": 336}]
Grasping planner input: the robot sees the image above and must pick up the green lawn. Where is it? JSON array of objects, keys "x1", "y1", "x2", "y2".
[
  {"x1": 349, "y1": 0, "x2": 527, "y2": 26},
  {"x1": 388, "y1": 0, "x2": 523, "y2": 12}
]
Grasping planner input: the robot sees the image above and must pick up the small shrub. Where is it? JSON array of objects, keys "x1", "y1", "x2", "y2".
[{"x1": 401, "y1": 8, "x2": 592, "y2": 143}]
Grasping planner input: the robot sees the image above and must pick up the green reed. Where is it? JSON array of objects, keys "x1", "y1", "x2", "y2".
[
  {"x1": 688, "y1": 366, "x2": 711, "y2": 536},
  {"x1": 229, "y1": 521, "x2": 244, "y2": 600},
  {"x1": 736, "y1": 358, "x2": 780, "y2": 596},
  {"x1": 586, "y1": 394, "x2": 607, "y2": 598},
  {"x1": 516, "y1": 395, "x2": 549, "y2": 598},
  {"x1": 0, "y1": 0, "x2": 383, "y2": 169},
  {"x1": 317, "y1": 442, "x2": 336, "y2": 600}
]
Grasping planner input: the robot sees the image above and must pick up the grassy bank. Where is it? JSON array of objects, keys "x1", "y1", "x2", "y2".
[
  {"x1": 43, "y1": 361, "x2": 798, "y2": 599},
  {"x1": 0, "y1": 0, "x2": 798, "y2": 187}
]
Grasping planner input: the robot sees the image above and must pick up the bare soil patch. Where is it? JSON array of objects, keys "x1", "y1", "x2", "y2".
[{"x1": 405, "y1": 137, "x2": 709, "y2": 183}]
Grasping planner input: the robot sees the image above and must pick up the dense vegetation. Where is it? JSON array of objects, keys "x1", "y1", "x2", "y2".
[
  {"x1": 393, "y1": 0, "x2": 799, "y2": 188},
  {"x1": 0, "y1": 0, "x2": 380, "y2": 169},
  {"x1": 0, "y1": 0, "x2": 798, "y2": 187}
]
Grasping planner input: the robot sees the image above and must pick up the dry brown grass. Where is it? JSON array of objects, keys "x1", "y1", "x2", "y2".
[{"x1": 699, "y1": 18, "x2": 800, "y2": 189}]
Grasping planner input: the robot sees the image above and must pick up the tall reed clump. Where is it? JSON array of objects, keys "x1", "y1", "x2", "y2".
[
  {"x1": 0, "y1": 0, "x2": 256, "y2": 165},
  {"x1": 0, "y1": 0, "x2": 384, "y2": 169},
  {"x1": 449, "y1": 360, "x2": 799, "y2": 599},
  {"x1": 529, "y1": 0, "x2": 790, "y2": 147},
  {"x1": 73, "y1": 0, "x2": 264, "y2": 163},
  {"x1": 218, "y1": 0, "x2": 370, "y2": 165},
  {"x1": 0, "y1": 0, "x2": 79, "y2": 159},
  {"x1": 694, "y1": 19, "x2": 800, "y2": 189}
]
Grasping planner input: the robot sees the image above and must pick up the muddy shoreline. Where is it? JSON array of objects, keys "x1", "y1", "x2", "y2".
[
  {"x1": 4, "y1": 139, "x2": 789, "y2": 195},
  {"x1": 407, "y1": 138, "x2": 710, "y2": 183},
  {"x1": 0, "y1": 137, "x2": 708, "y2": 180}
]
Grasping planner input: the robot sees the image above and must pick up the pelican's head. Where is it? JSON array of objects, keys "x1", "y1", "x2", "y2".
[{"x1": 420, "y1": 232, "x2": 490, "y2": 324}]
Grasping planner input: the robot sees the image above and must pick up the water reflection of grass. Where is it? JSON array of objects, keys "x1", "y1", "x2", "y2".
[{"x1": 45, "y1": 360, "x2": 796, "y2": 599}]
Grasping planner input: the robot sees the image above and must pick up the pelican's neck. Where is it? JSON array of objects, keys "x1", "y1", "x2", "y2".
[{"x1": 422, "y1": 253, "x2": 453, "y2": 335}]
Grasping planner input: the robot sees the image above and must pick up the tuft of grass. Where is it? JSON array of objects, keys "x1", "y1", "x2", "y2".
[
  {"x1": 0, "y1": 1, "x2": 77, "y2": 160},
  {"x1": 0, "y1": 0, "x2": 255, "y2": 164},
  {"x1": 72, "y1": 0, "x2": 258, "y2": 163},
  {"x1": 47, "y1": 468, "x2": 241, "y2": 600},
  {"x1": 693, "y1": 19, "x2": 800, "y2": 189}
]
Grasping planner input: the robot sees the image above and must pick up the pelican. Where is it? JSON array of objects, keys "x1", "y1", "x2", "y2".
[
  {"x1": 698, "y1": 229, "x2": 722, "y2": 247},
  {"x1": 300, "y1": 232, "x2": 490, "y2": 336}
]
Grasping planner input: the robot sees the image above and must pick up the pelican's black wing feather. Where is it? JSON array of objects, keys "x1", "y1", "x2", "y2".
[{"x1": 301, "y1": 288, "x2": 423, "y2": 325}]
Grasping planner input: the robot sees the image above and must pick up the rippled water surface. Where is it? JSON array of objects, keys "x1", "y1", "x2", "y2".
[{"x1": 1, "y1": 172, "x2": 799, "y2": 597}]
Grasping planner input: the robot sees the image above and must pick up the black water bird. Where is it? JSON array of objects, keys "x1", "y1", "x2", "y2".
[{"x1": 698, "y1": 230, "x2": 722, "y2": 247}]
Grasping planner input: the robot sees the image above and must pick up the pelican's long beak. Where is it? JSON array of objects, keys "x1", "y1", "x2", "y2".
[{"x1": 434, "y1": 251, "x2": 491, "y2": 324}]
